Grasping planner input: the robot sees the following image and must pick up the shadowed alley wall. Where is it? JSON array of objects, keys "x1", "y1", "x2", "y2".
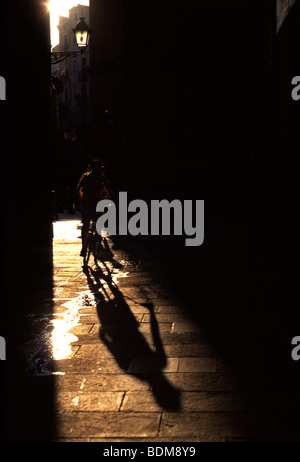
[
  {"x1": 89, "y1": 0, "x2": 300, "y2": 437},
  {"x1": 3, "y1": 0, "x2": 54, "y2": 441}
]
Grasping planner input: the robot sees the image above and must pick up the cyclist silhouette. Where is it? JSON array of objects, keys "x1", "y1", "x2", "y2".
[{"x1": 77, "y1": 159, "x2": 112, "y2": 257}]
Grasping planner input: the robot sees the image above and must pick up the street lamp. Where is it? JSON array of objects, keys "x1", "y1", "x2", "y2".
[
  {"x1": 51, "y1": 17, "x2": 91, "y2": 65},
  {"x1": 73, "y1": 17, "x2": 91, "y2": 48}
]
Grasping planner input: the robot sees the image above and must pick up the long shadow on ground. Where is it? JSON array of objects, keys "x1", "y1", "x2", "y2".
[{"x1": 84, "y1": 263, "x2": 181, "y2": 412}]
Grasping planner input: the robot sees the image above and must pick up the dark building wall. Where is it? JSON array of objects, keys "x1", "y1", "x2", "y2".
[
  {"x1": 87, "y1": 0, "x2": 300, "y2": 434},
  {"x1": 277, "y1": 0, "x2": 296, "y2": 30},
  {"x1": 87, "y1": 0, "x2": 290, "y2": 272},
  {"x1": 89, "y1": 0, "x2": 275, "y2": 211},
  {"x1": 3, "y1": 0, "x2": 54, "y2": 441},
  {"x1": 274, "y1": 0, "x2": 300, "y2": 337},
  {"x1": 89, "y1": 0, "x2": 123, "y2": 168},
  {"x1": 276, "y1": 1, "x2": 300, "y2": 150},
  {"x1": 0, "y1": 0, "x2": 6, "y2": 439},
  {"x1": 5, "y1": 0, "x2": 52, "y2": 293}
]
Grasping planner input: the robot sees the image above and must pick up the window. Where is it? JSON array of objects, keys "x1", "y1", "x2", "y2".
[{"x1": 63, "y1": 34, "x2": 68, "y2": 49}]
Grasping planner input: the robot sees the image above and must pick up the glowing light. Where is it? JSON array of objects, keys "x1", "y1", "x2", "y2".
[
  {"x1": 48, "y1": 0, "x2": 89, "y2": 48},
  {"x1": 72, "y1": 396, "x2": 79, "y2": 406},
  {"x1": 51, "y1": 298, "x2": 82, "y2": 360},
  {"x1": 51, "y1": 291, "x2": 95, "y2": 360},
  {"x1": 51, "y1": 316, "x2": 79, "y2": 360}
]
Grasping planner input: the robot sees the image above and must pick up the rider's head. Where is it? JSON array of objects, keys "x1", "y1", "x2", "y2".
[{"x1": 89, "y1": 159, "x2": 103, "y2": 171}]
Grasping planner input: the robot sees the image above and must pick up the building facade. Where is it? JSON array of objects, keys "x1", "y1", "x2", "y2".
[
  {"x1": 52, "y1": 4, "x2": 90, "y2": 131},
  {"x1": 50, "y1": 4, "x2": 91, "y2": 213}
]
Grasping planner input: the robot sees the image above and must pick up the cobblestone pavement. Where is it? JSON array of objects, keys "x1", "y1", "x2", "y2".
[{"x1": 4, "y1": 215, "x2": 294, "y2": 442}]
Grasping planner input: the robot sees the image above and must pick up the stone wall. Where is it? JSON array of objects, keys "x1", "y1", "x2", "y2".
[{"x1": 277, "y1": 0, "x2": 296, "y2": 31}]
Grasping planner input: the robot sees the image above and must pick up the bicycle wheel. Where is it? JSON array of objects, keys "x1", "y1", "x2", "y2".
[
  {"x1": 93, "y1": 234, "x2": 103, "y2": 263},
  {"x1": 83, "y1": 232, "x2": 93, "y2": 267}
]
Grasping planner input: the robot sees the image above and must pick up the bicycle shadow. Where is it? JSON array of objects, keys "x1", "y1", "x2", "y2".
[
  {"x1": 95, "y1": 237, "x2": 123, "y2": 269},
  {"x1": 84, "y1": 264, "x2": 181, "y2": 412}
]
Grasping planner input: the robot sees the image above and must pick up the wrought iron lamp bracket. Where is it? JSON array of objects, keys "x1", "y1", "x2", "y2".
[{"x1": 51, "y1": 51, "x2": 81, "y2": 65}]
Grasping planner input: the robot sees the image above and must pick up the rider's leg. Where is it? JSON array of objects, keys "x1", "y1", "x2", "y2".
[
  {"x1": 80, "y1": 209, "x2": 90, "y2": 256},
  {"x1": 91, "y1": 211, "x2": 102, "y2": 260}
]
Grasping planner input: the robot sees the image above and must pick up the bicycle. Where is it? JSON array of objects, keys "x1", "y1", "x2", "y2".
[{"x1": 82, "y1": 218, "x2": 103, "y2": 269}]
